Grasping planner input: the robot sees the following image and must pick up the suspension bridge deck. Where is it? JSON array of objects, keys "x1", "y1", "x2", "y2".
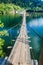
[{"x1": 5, "y1": 10, "x2": 32, "y2": 65}]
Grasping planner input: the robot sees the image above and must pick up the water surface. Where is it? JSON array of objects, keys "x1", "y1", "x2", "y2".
[{"x1": 0, "y1": 14, "x2": 43, "y2": 61}]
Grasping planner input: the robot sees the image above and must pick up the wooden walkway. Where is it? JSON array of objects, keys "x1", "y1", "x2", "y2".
[{"x1": 6, "y1": 10, "x2": 32, "y2": 65}]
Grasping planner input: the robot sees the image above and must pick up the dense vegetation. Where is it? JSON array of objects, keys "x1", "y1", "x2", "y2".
[
  {"x1": 0, "y1": 3, "x2": 23, "y2": 15},
  {"x1": 0, "y1": 0, "x2": 42, "y2": 7},
  {"x1": 0, "y1": 0, "x2": 43, "y2": 10},
  {"x1": 0, "y1": 0, "x2": 43, "y2": 14}
]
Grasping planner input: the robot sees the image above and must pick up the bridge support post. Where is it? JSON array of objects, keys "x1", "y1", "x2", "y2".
[{"x1": 5, "y1": 61, "x2": 13, "y2": 65}]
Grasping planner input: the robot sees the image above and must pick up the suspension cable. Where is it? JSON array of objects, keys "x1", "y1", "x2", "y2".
[{"x1": 7, "y1": 23, "x2": 21, "y2": 31}]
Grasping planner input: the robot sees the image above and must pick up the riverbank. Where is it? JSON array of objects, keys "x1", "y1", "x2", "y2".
[{"x1": 26, "y1": 12, "x2": 43, "y2": 18}]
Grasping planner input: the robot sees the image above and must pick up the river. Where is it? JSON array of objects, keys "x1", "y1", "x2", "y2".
[{"x1": 0, "y1": 14, "x2": 43, "y2": 61}]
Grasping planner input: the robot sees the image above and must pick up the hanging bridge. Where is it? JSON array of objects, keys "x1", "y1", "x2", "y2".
[{"x1": 1, "y1": 10, "x2": 32, "y2": 65}]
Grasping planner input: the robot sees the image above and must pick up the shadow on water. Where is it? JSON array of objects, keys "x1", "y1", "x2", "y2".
[{"x1": 0, "y1": 14, "x2": 22, "y2": 28}]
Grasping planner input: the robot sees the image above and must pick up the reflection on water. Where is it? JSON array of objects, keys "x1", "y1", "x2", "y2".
[
  {"x1": 29, "y1": 18, "x2": 43, "y2": 37},
  {"x1": 27, "y1": 17, "x2": 43, "y2": 60},
  {"x1": 0, "y1": 14, "x2": 43, "y2": 61}
]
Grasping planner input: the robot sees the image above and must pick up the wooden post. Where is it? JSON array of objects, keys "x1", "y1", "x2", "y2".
[{"x1": 39, "y1": 38, "x2": 43, "y2": 65}]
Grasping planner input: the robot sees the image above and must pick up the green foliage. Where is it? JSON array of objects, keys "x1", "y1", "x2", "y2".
[
  {"x1": 0, "y1": 0, "x2": 43, "y2": 11},
  {"x1": 0, "y1": 2, "x2": 43, "y2": 14},
  {"x1": 0, "y1": 21, "x2": 9, "y2": 36},
  {"x1": 0, "y1": 23, "x2": 4, "y2": 28},
  {"x1": 33, "y1": 6, "x2": 42, "y2": 11},
  {"x1": 0, "y1": 3, "x2": 5, "y2": 11},
  {"x1": 0, "y1": 21, "x2": 4, "y2": 28},
  {"x1": 0, "y1": 3, "x2": 23, "y2": 15},
  {"x1": 0, "y1": 21, "x2": 9, "y2": 57},
  {"x1": 0, "y1": 30, "x2": 9, "y2": 36},
  {"x1": 0, "y1": 38, "x2": 5, "y2": 57},
  {"x1": 0, "y1": 38, "x2": 4, "y2": 49}
]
